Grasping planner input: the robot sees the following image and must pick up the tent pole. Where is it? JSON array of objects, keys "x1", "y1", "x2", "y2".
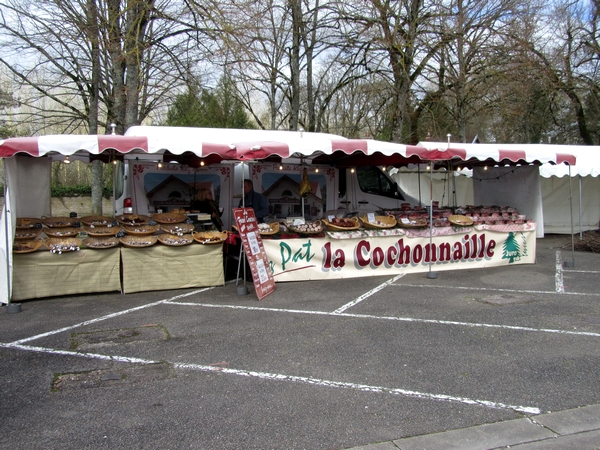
[
  {"x1": 564, "y1": 165, "x2": 575, "y2": 268},
  {"x1": 3, "y1": 174, "x2": 11, "y2": 305},
  {"x1": 417, "y1": 165, "x2": 422, "y2": 206},
  {"x1": 426, "y1": 161, "x2": 437, "y2": 279},
  {"x1": 237, "y1": 161, "x2": 249, "y2": 295},
  {"x1": 578, "y1": 175, "x2": 582, "y2": 239},
  {"x1": 451, "y1": 162, "x2": 457, "y2": 207}
]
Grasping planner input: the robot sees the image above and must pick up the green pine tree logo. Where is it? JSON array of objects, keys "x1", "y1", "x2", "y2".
[{"x1": 502, "y1": 232, "x2": 521, "y2": 263}]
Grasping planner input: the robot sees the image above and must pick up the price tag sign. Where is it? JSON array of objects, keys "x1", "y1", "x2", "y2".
[
  {"x1": 233, "y1": 208, "x2": 276, "y2": 300},
  {"x1": 367, "y1": 213, "x2": 376, "y2": 223},
  {"x1": 246, "y1": 231, "x2": 261, "y2": 255}
]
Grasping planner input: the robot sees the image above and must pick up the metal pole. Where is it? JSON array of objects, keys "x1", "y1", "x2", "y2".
[
  {"x1": 3, "y1": 173, "x2": 11, "y2": 303},
  {"x1": 451, "y1": 162, "x2": 457, "y2": 207},
  {"x1": 578, "y1": 175, "x2": 583, "y2": 239},
  {"x1": 427, "y1": 162, "x2": 437, "y2": 279},
  {"x1": 417, "y1": 165, "x2": 422, "y2": 206},
  {"x1": 237, "y1": 162, "x2": 249, "y2": 295},
  {"x1": 564, "y1": 164, "x2": 575, "y2": 268}
]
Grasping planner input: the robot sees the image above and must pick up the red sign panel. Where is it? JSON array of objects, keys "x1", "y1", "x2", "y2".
[{"x1": 233, "y1": 208, "x2": 276, "y2": 300}]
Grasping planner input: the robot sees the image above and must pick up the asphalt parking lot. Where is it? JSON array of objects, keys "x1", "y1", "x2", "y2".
[{"x1": 1, "y1": 234, "x2": 600, "y2": 449}]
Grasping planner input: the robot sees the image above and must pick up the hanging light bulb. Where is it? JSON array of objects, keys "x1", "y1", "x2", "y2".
[
  {"x1": 157, "y1": 162, "x2": 163, "y2": 168},
  {"x1": 63, "y1": 156, "x2": 71, "y2": 164}
]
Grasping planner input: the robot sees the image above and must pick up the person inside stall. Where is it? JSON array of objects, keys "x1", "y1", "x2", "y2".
[
  {"x1": 190, "y1": 188, "x2": 223, "y2": 231},
  {"x1": 239, "y1": 179, "x2": 269, "y2": 223}
]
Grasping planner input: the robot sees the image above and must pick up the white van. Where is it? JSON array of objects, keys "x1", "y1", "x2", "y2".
[{"x1": 113, "y1": 158, "x2": 418, "y2": 228}]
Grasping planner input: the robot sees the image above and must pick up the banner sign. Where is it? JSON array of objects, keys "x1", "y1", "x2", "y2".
[
  {"x1": 263, "y1": 229, "x2": 536, "y2": 282},
  {"x1": 233, "y1": 208, "x2": 276, "y2": 299}
]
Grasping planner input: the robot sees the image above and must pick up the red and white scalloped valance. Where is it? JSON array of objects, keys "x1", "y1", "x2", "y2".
[{"x1": 0, "y1": 128, "x2": 578, "y2": 167}]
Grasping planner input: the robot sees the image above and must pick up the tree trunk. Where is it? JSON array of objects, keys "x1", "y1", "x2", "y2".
[
  {"x1": 289, "y1": 0, "x2": 302, "y2": 130},
  {"x1": 87, "y1": 0, "x2": 103, "y2": 215},
  {"x1": 107, "y1": 0, "x2": 126, "y2": 134}
]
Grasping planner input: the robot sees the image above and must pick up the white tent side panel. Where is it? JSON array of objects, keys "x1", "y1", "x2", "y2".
[
  {"x1": 14, "y1": 156, "x2": 52, "y2": 218},
  {"x1": 0, "y1": 156, "x2": 51, "y2": 304},
  {"x1": 541, "y1": 176, "x2": 600, "y2": 234},
  {"x1": 393, "y1": 171, "x2": 474, "y2": 206},
  {"x1": 473, "y1": 166, "x2": 543, "y2": 237}
]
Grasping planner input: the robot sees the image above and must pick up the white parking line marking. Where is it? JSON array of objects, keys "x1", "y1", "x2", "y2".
[
  {"x1": 555, "y1": 251, "x2": 565, "y2": 293},
  {"x1": 0, "y1": 343, "x2": 542, "y2": 415},
  {"x1": 165, "y1": 302, "x2": 600, "y2": 337},
  {"x1": 390, "y1": 283, "x2": 600, "y2": 297},
  {"x1": 8, "y1": 288, "x2": 215, "y2": 345},
  {"x1": 333, "y1": 274, "x2": 405, "y2": 314}
]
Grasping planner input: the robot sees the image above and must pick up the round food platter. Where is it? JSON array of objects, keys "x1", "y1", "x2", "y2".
[
  {"x1": 13, "y1": 240, "x2": 43, "y2": 254},
  {"x1": 84, "y1": 225, "x2": 121, "y2": 237},
  {"x1": 16, "y1": 217, "x2": 43, "y2": 229},
  {"x1": 43, "y1": 227, "x2": 80, "y2": 238},
  {"x1": 45, "y1": 237, "x2": 83, "y2": 253},
  {"x1": 119, "y1": 235, "x2": 158, "y2": 248},
  {"x1": 358, "y1": 215, "x2": 397, "y2": 229},
  {"x1": 287, "y1": 220, "x2": 324, "y2": 235},
  {"x1": 116, "y1": 214, "x2": 152, "y2": 226},
  {"x1": 152, "y1": 212, "x2": 186, "y2": 224},
  {"x1": 157, "y1": 233, "x2": 194, "y2": 246},
  {"x1": 83, "y1": 236, "x2": 120, "y2": 250},
  {"x1": 397, "y1": 217, "x2": 428, "y2": 228},
  {"x1": 448, "y1": 214, "x2": 473, "y2": 226},
  {"x1": 42, "y1": 216, "x2": 77, "y2": 228},
  {"x1": 258, "y1": 222, "x2": 280, "y2": 236},
  {"x1": 123, "y1": 224, "x2": 160, "y2": 236},
  {"x1": 161, "y1": 223, "x2": 195, "y2": 235},
  {"x1": 192, "y1": 231, "x2": 227, "y2": 245},
  {"x1": 80, "y1": 215, "x2": 114, "y2": 226},
  {"x1": 322, "y1": 217, "x2": 360, "y2": 231},
  {"x1": 14, "y1": 228, "x2": 43, "y2": 240}
]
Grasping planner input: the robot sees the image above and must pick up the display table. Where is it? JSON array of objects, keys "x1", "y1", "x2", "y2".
[
  {"x1": 120, "y1": 243, "x2": 224, "y2": 294},
  {"x1": 12, "y1": 247, "x2": 121, "y2": 300},
  {"x1": 263, "y1": 225, "x2": 537, "y2": 282}
]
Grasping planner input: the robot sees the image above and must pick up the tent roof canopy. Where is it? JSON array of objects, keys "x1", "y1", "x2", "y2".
[
  {"x1": 0, "y1": 127, "x2": 578, "y2": 168},
  {"x1": 417, "y1": 142, "x2": 577, "y2": 167}
]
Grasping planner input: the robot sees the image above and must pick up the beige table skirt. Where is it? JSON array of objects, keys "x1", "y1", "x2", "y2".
[
  {"x1": 12, "y1": 247, "x2": 121, "y2": 300},
  {"x1": 120, "y1": 243, "x2": 224, "y2": 294},
  {"x1": 11, "y1": 243, "x2": 224, "y2": 300}
]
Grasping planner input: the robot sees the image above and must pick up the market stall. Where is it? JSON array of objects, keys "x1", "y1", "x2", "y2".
[{"x1": 0, "y1": 128, "x2": 578, "y2": 304}]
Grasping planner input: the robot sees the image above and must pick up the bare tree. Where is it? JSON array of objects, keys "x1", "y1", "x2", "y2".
[
  {"x1": 331, "y1": 0, "x2": 449, "y2": 143},
  {"x1": 507, "y1": 0, "x2": 600, "y2": 144},
  {"x1": 436, "y1": 0, "x2": 519, "y2": 142},
  {"x1": 0, "y1": 0, "x2": 211, "y2": 211}
]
